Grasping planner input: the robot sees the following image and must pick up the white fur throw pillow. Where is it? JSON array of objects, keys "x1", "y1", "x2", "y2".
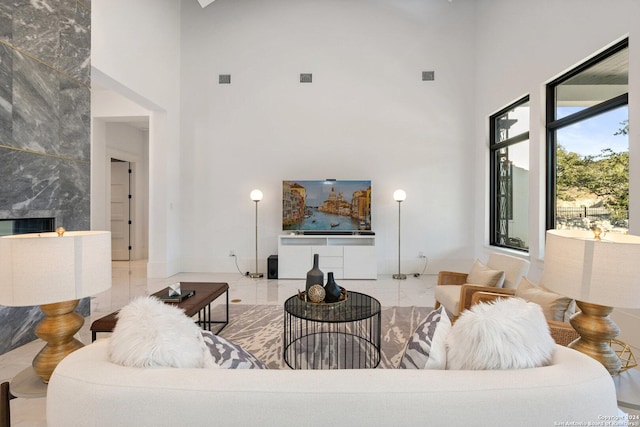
[
  {"x1": 446, "y1": 297, "x2": 555, "y2": 370},
  {"x1": 109, "y1": 296, "x2": 217, "y2": 368}
]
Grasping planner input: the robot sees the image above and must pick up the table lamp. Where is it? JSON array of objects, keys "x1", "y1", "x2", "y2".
[
  {"x1": 541, "y1": 229, "x2": 640, "y2": 375},
  {"x1": 0, "y1": 228, "x2": 112, "y2": 383}
]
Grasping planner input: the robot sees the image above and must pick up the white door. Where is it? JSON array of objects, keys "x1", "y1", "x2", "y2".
[{"x1": 111, "y1": 161, "x2": 131, "y2": 260}]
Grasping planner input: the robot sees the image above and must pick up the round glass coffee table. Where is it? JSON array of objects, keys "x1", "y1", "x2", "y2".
[{"x1": 283, "y1": 291, "x2": 381, "y2": 369}]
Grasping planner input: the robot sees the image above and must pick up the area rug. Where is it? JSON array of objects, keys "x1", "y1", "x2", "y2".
[{"x1": 214, "y1": 304, "x2": 434, "y2": 369}]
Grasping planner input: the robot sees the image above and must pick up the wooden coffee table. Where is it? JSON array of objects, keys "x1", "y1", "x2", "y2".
[{"x1": 90, "y1": 282, "x2": 229, "y2": 341}]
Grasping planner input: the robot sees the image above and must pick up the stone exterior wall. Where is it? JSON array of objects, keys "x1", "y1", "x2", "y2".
[{"x1": 0, "y1": 0, "x2": 91, "y2": 355}]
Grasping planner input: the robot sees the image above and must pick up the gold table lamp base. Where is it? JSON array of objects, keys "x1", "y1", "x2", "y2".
[
  {"x1": 569, "y1": 301, "x2": 621, "y2": 376},
  {"x1": 33, "y1": 299, "x2": 85, "y2": 383}
]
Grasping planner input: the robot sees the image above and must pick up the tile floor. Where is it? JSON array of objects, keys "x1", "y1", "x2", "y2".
[
  {"x1": 1, "y1": 260, "x2": 437, "y2": 426},
  {"x1": 4, "y1": 261, "x2": 639, "y2": 425}
]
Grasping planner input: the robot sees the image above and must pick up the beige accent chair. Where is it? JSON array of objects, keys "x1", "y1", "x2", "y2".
[{"x1": 434, "y1": 253, "x2": 530, "y2": 321}]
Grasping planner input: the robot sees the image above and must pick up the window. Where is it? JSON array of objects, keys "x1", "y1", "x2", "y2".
[
  {"x1": 490, "y1": 96, "x2": 530, "y2": 251},
  {"x1": 547, "y1": 39, "x2": 629, "y2": 233}
]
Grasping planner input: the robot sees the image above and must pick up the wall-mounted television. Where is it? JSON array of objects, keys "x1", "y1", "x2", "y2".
[{"x1": 282, "y1": 180, "x2": 372, "y2": 233}]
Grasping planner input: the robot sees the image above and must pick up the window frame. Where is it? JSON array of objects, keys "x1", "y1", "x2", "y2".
[
  {"x1": 489, "y1": 95, "x2": 530, "y2": 252},
  {"x1": 545, "y1": 38, "x2": 629, "y2": 230}
]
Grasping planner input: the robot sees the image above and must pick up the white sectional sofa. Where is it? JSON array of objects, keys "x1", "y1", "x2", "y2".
[{"x1": 47, "y1": 339, "x2": 620, "y2": 427}]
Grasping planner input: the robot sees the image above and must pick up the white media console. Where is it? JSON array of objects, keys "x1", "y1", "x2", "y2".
[{"x1": 277, "y1": 234, "x2": 377, "y2": 279}]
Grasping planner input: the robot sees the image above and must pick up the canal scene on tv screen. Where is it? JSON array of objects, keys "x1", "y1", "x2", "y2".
[{"x1": 282, "y1": 180, "x2": 372, "y2": 231}]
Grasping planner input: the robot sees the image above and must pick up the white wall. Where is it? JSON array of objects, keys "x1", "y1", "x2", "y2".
[
  {"x1": 179, "y1": 0, "x2": 478, "y2": 275},
  {"x1": 473, "y1": 0, "x2": 640, "y2": 346},
  {"x1": 92, "y1": 0, "x2": 182, "y2": 277}
]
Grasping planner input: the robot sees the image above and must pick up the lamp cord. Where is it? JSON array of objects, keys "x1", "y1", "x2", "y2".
[
  {"x1": 420, "y1": 257, "x2": 428, "y2": 275},
  {"x1": 231, "y1": 254, "x2": 246, "y2": 277}
]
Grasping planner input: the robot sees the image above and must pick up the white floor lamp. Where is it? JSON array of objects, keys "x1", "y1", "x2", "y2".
[
  {"x1": 249, "y1": 189, "x2": 264, "y2": 278},
  {"x1": 393, "y1": 189, "x2": 407, "y2": 280}
]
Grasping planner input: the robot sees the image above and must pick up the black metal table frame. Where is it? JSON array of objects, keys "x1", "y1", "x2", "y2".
[
  {"x1": 283, "y1": 291, "x2": 381, "y2": 369},
  {"x1": 194, "y1": 287, "x2": 229, "y2": 334}
]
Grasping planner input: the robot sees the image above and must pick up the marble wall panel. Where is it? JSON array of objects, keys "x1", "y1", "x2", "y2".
[
  {"x1": 0, "y1": 43, "x2": 11, "y2": 143},
  {"x1": 56, "y1": 156, "x2": 90, "y2": 230},
  {"x1": 60, "y1": 77, "x2": 91, "y2": 160},
  {"x1": 12, "y1": 0, "x2": 60, "y2": 71},
  {"x1": 0, "y1": 305, "x2": 42, "y2": 351},
  {"x1": 12, "y1": 50, "x2": 60, "y2": 154},
  {"x1": 9, "y1": 50, "x2": 90, "y2": 160},
  {"x1": 0, "y1": 148, "x2": 89, "y2": 228},
  {"x1": 0, "y1": 2, "x2": 11, "y2": 42},
  {"x1": 59, "y1": 1, "x2": 90, "y2": 85},
  {"x1": 10, "y1": 0, "x2": 90, "y2": 86},
  {"x1": 0, "y1": 0, "x2": 91, "y2": 355}
]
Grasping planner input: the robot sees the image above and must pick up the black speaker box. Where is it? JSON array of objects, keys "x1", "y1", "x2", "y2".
[{"x1": 267, "y1": 255, "x2": 278, "y2": 279}]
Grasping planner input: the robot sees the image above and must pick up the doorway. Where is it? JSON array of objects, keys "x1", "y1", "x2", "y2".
[{"x1": 111, "y1": 159, "x2": 132, "y2": 260}]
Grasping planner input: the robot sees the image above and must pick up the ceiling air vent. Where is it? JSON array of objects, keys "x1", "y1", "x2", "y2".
[
  {"x1": 300, "y1": 73, "x2": 312, "y2": 83},
  {"x1": 219, "y1": 74, "x2": 231, "y2": 84},
  {"x1": 422, "y1": 71, "x2": 435, "y2": 81}
]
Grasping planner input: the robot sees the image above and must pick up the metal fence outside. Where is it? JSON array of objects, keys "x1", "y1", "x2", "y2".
[{"x1": 556, "y1": 207, "x2": 628, "y2": 231}]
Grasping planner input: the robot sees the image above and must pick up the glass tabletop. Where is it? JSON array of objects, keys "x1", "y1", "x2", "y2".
[{"x1": 284, "y1": 291, "x2": 381, "y2": 323}]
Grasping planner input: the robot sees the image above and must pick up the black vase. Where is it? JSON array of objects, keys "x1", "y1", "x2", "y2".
[
  {"x1": 305, "y1": 254, "x2": 324, "y2": 293},
  {"x1": 324, "y1": 272, "x2": 341, "y2": 303}
]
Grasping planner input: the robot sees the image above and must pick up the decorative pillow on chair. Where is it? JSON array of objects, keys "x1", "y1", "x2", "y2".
[
  {"x1": 202, "y1": 330, "x2": 267, "y2": 369},
  {"x1": 445, "y1": 297, "x2": 555, "y2": 370},
  {"x1": 398, "y1": 306, "x2": 451, "y2": 369},
  {"x1": 515, "y1": 277, "x2": 574, "y2": 322},
  {"x1": 466, "y1": 259, "x2": 505, "y2": 288},
  {"x1": 109, "y1": 296, "x2": 216, "y2": 368}
]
